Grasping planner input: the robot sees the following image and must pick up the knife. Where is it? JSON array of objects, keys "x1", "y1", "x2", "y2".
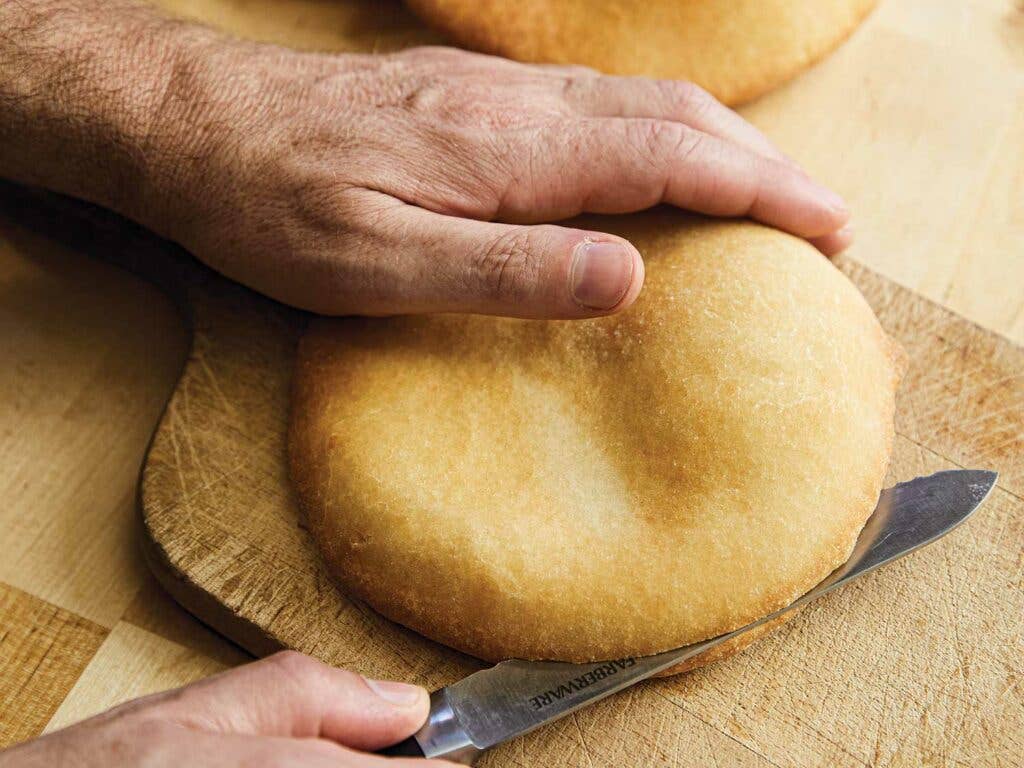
[{"x1": 380, "y1": 468, "x2": 998, "y2": 764}]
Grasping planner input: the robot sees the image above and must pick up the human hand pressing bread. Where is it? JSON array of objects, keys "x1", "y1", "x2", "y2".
[
  {"x1": 0, "y1": 651, "x2": 447, "y2": 767},
  {"x1": 2, "y1": 0, "x2": 852, "y2": 320}
]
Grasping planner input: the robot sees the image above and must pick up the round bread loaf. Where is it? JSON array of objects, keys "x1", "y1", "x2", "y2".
[
  {"x1": 289, "y1": 212, "x2": 901, "y2": 669},
  {"x1": 404, "y1": 0, "x2": 877, "y2": 105}
]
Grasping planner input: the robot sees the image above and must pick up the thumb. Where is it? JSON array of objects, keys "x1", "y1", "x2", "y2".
[
  {"x1": 147, "y1": 651, "x2": 429, "y2": 752},
  {"x1": 318, "y1": 192, "x2": 645, "y2": 318},
  {"x1": 393, "y1": 203, "x2": 645, "y2": 318}
]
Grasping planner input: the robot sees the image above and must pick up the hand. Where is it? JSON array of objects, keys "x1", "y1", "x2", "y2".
[
  {"x1": 145, "y1": 44, "x2": 852, "y2": 318},
  {"x1": 0, "y1": 651, "x2": 445, "y2": 767},
  {"x1": 1, "y1": 2, "x2": 851, "y2": 319}
]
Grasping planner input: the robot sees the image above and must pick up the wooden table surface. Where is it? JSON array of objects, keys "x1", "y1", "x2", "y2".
[{"x1": 1, "y1": 0, "x2": 1021, "y2": 756}]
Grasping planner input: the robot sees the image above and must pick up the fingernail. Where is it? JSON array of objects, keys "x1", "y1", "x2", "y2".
[
  {"x1": 365, "y1": 678, "x2": 424, "y2": 707},
  {"x1": 837, "y1": 222, "x2": 855, "y2": 241},
  {"x1": 570, "y1": 241, "x2": 634, "y2": 310}
]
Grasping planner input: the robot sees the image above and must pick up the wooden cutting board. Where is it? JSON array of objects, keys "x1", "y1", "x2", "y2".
[
  {"x1": 11, "y1": 183, "x2": 1020, "y2": 766},
  {"x1": 120, "y1": 212, "x2": 1019, "y2": 768},
  {"x1": 38, "y1": 0, "x2": 1018, "y2": 765}
]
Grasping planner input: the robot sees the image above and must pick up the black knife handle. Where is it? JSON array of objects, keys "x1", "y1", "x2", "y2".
[
  {"x1": 378, "y1": 737, "x2": 425, "y2": 758},
  {"x1": 375, "y1": 689, "x2": 482, "y2": 764}
]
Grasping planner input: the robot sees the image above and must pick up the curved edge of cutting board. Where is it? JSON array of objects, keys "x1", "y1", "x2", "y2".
[
  {"x1": 139, "y1": 508, "x2": 285, "y2": 658},
  {"x1": 130, "y1": 216, "x2": 1024, "y2": 683},
  {"x1": 9, "y1": 180, "x2": 1021, "y2": 765},
  {"x1": 0, "y1": 182, "x2": 297, "y2": 661}
]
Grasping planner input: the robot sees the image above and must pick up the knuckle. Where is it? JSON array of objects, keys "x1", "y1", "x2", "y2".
[
  {"x1": 332, "y1": 187, "x2": 391, "y2": 235},
  {"x1": 384, "y1": 45, "x2": 456, "y2": 71},
  {"x1": 391, "y1": 46, "x2": 497, "y2": 79},
  {"x1": 332, "y1": 667, "x2": 366, "y2": 691},
  {"x1": 559, "y1": 72, "x2": 595, "y2": 102},
  {"x1": 472, "y1": 229, "x2": 542, "y2": 303},
  {"x1": 672, "y1": 80, "x2": 717, "y2": 114},
  {"x1": 399, "y1": 74, "x2": 447, "y2": 111},
  {"x1": 403, "y1": 45, "x2": 478, "y2": 63},
  {"x1": 81, "y1": 717, "x2": 174, "y2": 763},
  {"x1": 674, "y1": 126, "x2": 708, "y2": 165},
  {"x1": 398, "y1": 44, "x2": 453, "y2": 59},
  {"x1": 114, "y1": 715, "x2": 183, "y2": 750},
  {"x1": 631, "y1": 120, "x2": 694, "y2": 164},
  {"x1": 545, "y1": 63, "x2": 601, "y2": 78},
  {"x1": 280, "y1": 163, "x2": 362, "y2": 235},
  {"x1": 265, "y1": 651, "x2": 367, "y2": 696},
  {"x1": 266, "y1": 650, "x2": 320, "y2": 679}
]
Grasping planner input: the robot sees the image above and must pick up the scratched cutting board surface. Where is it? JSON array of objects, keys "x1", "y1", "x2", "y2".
[
  {"x1": 112, "y1": 0, "x2": 1024, "y2": 766},
  {"x1": 10, "y1": 185, "x2": 1013, "y2": 768}
]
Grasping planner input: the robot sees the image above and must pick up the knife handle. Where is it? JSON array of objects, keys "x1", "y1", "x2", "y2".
[
  {"x1": 376, "y1": 689, "x2": 483, "y2": 764},
  {"x1": 378, "y1": 737, "x2": 425, "y2": 758}
]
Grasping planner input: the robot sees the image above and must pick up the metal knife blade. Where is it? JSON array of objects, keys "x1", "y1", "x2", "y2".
[{"x1": 387, "y1": 468, "x2": 997, "y2": 764}]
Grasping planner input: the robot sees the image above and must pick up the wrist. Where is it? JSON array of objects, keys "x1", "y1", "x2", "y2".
[
  {"x1": 123, "y1": 29, "x2": 245, "y2": 242},
  {"x1": 137, "y1": 41, "x2": 367, "y2": 255},
  {"x1": 0, "y1": 1, "x2": 227, "y2": 234}
]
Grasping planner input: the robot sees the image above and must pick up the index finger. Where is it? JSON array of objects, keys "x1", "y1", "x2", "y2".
[
  {"x1": 496, "y1": 118, "x2": 850, "y2": 241},
  {"x1": 563, "y1": 75, "x2": 793, "y2": 165},
  {"x1": 145, "y1": 651, "x2": 429, "y2": 752}
]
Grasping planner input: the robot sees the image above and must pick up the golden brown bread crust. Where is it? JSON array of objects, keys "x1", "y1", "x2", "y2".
[
  {"x1": 289, "y1": 212, "x2": 902, "y2": 673},
  {"x1": 403, "y1": 0, "x2": 879, "y2": 105}
]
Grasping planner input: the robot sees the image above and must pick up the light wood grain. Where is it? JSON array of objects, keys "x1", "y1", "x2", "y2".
[
  {"x1": 45, "y1": 622, "x2": 230, "y2": 732},
  {"x1": 132, "y1": 241, "x2": 1023, "y2": 767},
  {"x1": 126, "y1": 7, "x2": 1024, "y2": 764},
  {"x1": 121, "y1": 573, "x2": 252, "y2": 668},
  {"x1": 0, "y1": 214, "x2": 187, "y2": 626},
  {"x1": 742, "y1": 2, "x2": 1024, "y2": 346},
  {"x1": 0, "y1": 584, "x2": 107, "y2": 747}
]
